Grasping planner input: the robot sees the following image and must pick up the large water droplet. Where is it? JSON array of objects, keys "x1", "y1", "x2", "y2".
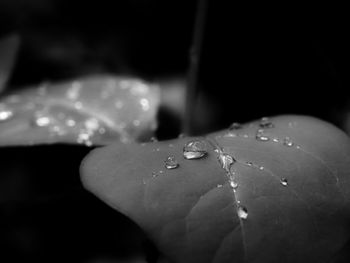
[
  {"x1": 283, "y1": 137, "x2": 294, "y2": 147},
  {"x1": 183, "y1": 140, "x2": 207, "y2": 160},
  {"x1": 237, "y1": 206, "x2": 248, "y2": 219},
  {"x1": 165, "y1": 156, "x2": 179, "y2": 169},
  {"x1": 280, "y1": 178, "x2": 288, "y2": 186},
  {"x1": 229, "y1": 122, "x2": 242, "y2": 130},
  {"x1": 259, "y1": 117, "x2": 274, "y2": 128},
  {"x1": 218, "y1": 153, "x2": 236, "y2": 171},
  {"x1": 0, "y1": 106, "x2": 14, "y2": 122}
]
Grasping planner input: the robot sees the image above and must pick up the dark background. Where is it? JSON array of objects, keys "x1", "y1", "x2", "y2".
[{"x1": 0, "y1": 1, "x2": 349, "y2": 262}]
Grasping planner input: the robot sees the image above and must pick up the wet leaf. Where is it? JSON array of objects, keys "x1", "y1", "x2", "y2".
[
  {"x1": 0, "y1": 34, "x2": 20, "y2": 93},
  {"x1": 0, "y1": 75, "x2": 160, "y2": 146},
  {"x1": 81, "y1": 115, "x2": 350, "y2": 263}
]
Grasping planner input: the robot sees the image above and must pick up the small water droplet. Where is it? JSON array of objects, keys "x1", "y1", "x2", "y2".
[
  {"x1": 237, "y1": 206, "x2": 248, "y2": 219},
  {"x1": 259, "y1": 117, "x2": 274, "y2": 128},
  {"x1": 230, "y1": 180, "x2": 238, "y2": 189},
  {"x1": 165, "y1": 156, "x2": 179, "y2": 169},
  {"x1": 140, "y1": 98, "x2": 150, "y2": 111},
  {"x1": 183, "y1": 140, "x2": 207, "y2": 160},
  {"x1": 272, "y1": 138, "x2": 280, "y2": 143},
  {"x1": 65, "y1": 119, "x2": 76, "y2": 127},
  {"x1": 35, "y1": 116, "x2": 51, "y2": 127},
  {"x1": 150, "y1": 137, "x2": 158, "y2": 142},
  {"x1": 178, "y1": 133, "x2": 185, "y2": 138},
  {"x1": 256, "y1": 130, "x2": 270, "y2": 141},
  {"x1": 283, "y1": 137, "x2": 294, "y2": 147},
  {"x1": 0, "y1": 107, "x2": 14, "y2": 122},
  {"x1": 246, "y1": 162, "x2": 253, "y2": 166},
  {"x1": 218, "y1": 153, "x2": 236, "y2": 171},
  {"x1": 259, "y1": 166, "x2": 264, "y2": 170},
  {"x1": 229, "y1": 122, "x2": 242, "y2": 130},
  {"x1": 217, "y1": 184, "x2": 223, "y2": 188},
  {"x1": 280, "y1": 178, "x2": 288, "y2": 186}
]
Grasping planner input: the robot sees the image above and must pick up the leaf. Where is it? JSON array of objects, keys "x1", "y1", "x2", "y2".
[
  {"x1": 0, "y1": 75, "x2": 160, "y2": 146},
  {"x1": 81, "y1": 115, "x2": 350, "y2": 263},
  {"x1": 0, "y1": 34, "x2": 20, "y2": 93}
]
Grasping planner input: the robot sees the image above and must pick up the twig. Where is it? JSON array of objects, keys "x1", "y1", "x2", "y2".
[{"x1": 183, "y1": 0, "x2": 208, "y2": 135}]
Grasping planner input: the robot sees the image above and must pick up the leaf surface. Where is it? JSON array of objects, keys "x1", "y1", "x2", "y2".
[
  {"x1": 0, "y1": 75, "x2": 160, "y2": 146},
  {"x1": 81, "y1": 115, "x2": 350, "y2": 263}
]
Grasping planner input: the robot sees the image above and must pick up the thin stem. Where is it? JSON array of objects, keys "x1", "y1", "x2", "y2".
[{"x1": 183, "y1": 0, "x2": 208, "y2": 135}]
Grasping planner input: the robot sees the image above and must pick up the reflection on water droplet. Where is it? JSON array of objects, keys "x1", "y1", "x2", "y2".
[
  {"x1": 35, "y1": 116, "x2": 51, "y2": 127},
  {"x1": 272, "y1": 138, "x2": 280, "y2": 143},
  {"x1": 183, "y1": 140, "x2": 207, "y2": 160},
  {"x1": 217, "y1": 184, "x2": 223, "y2": 188},
  {"x1": 256, "y1": 129, "x2": 270, "y2": 141},
  {"x1": 283, "y1": 137, "x2": 294, "y2": 147},
  {"x1": 65, "y1": 119, "x2": 76, "y2": 127},
  {"x1": 237, "y1": 206, "x2": 248, "y2": 219},
  {"x1": 229, "y1": 122, "x2": 242, "y2": 130},
  {"x1": 140, "y1": 98, "x2": 150, "y2": 111},
  {"x1": 230, "y1": 180, "x2": 238, "y2": 189},
  {"x1": 280, "y1": 178, "x2": 288, "y2": 186},
  {"x1": 259, "y1": 117, "x2": 274, "y2": 128},
  {"x1": 0, "y1": 107, "x2": 14, "y2": 122},
  {"x1": 165, "y1": 156, "x2": 179, "y2": 169},
  {"x1": 218, "y1": 153, "x2": 235, "y2": 171}
]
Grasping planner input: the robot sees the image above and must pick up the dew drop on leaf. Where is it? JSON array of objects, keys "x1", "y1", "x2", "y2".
[
  {"x1": 164, "y1": 156, "x2": 179, "y2": 169},
  {"x1": 283, "y1": 137, "x2": 294, "y2": 147},
  {"x1": 256, "y1": 129, "x2": 270, "y2": 141},
  {"x1": 0, "y1": 104, "x2": 13, "y2": 122},
  {"x1": 229, "y1": 122, "x2": 242, "y2": 130},
  {"x1": 35, "y1": 116, "x2": 51, "y2": 127},
  {"x1": 183, "y1": 140, "x2": 207, "y2": 160},
  {"x1": 259, "y1": 117, "x2": 274, "y2": 128},
  {"x1": 280, "y1": 178, "x2": 288, "y2": 186},
  {"x1": 237, "y1": 205, "x2": 248, "y2": 220},
  {"x1": 230, "y1": 180, "x2": 238, "y2": 189},
  {"x1": 218, "y1": 153, "x2": 236, "y2": 171}
]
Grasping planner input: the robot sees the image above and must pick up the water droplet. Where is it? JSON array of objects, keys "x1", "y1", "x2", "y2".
[
  {"x1": 165, "y1": 156, "x2": 179, "y2": 169},
  {"x1": 272, "y1": 138, "x2": 280, "y2": 143},
  {"x1": 283, "y1": 137, "x2": 294, "y2": 147},
  {"x1": 218, "y1": 153, "x2": 236, "y2": 171},
  {"x1": 0, "y1": 106, "x2": 14, "y2": 122},
  {"x1": 229, "y1": 122, "x2": 242, "y2": 130},
  {"x1": 183, "y1": 140, "x2": 207, "y2": 160},
  {"x1": 259, "y1": 117, "x2": 274, "y2": 128},
  {"x1": 65, "y1": 119, "x2": 76, "y2": 127},
  {"x1": 237, "y1": 206, "x2": 248, "y2": 219},
  {"x1": 217, "y1": 184, "x2": 223, "y2": 188},
  {"x1": 259, "y1": 166, "x2": 264, "y2": 170},
  {"x1": 230, "y1": 180, "x2": 238, "y2": 189},
  {"x1": 133, "y1": 120, "x2": 140, "y2": 126},
  {"x1": 85, "y1": 118, "x2": 99, "y2": 131},
  {"x1": 256, "y1": 130, "x2": 270, "y2": 141},
  {"x1": 140, "y1": 98, "x2": 150, "y2": 111},
  {"x1": 246, "y1": 162, "x2": 253, "y2": 166},
  {"x1": 280, "y1": 178, "x2": 288, "y2": 186},
  {"x1": 35, "y1": 116, "x2": 51, "y2": 127}
]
